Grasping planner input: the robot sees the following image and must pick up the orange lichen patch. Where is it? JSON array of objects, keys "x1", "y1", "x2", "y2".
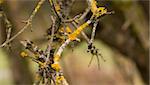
[
  {"x1": 91, "y1": 0, "x2": 98, "y2": 13},
  {"x1": 68, "y1": 33, "x2": 76, "y2": 41},
  {"x1": 69, "y1": 22, "x2": 89, "y2": 40},
  {"x1": 20, "y1": 51, "x2": 28, "y2": 58},
  {"x1": 51, "y1": 63, "x2": 61, "y2": 71}
]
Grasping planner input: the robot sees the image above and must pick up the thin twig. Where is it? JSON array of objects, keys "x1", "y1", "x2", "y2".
[
  {"x1": 62, "y1": 14, "x2": 81, "y2": 23},
  {"x1": 0, "y1": 22, "x2": 30, "y2": 48},
  {"x1": 96, "y1": 54, "x2": 100, "y2": 69},
  {"x1": 56, "y1": 39, "x2": 71, "y2": 58},
  {"x1": 45, "y1": 16, "x2": 55, "y2": 63},
  {"x1": 0, "y1": 0, "x2": 45, "y2": 48},
  {"x1": 3, "y1": 12, "x2": 12, "y2": 42},
  {"x1": 89, "y1": 19, "x2": 99, "y2": 44},
  {"x1": 88, "y1": 55, "x2": 94, "y2": 67},
  {"x1": 79, "y1": 7, "x2": 90, "y2": 20}
]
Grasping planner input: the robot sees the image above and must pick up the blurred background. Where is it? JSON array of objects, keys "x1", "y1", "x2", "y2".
[{"x1": 0, "y1": 0, "x2": 149, "y2": 85}]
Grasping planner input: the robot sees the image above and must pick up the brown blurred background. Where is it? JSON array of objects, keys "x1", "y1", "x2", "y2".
[{"x1": 0, "y1": 0, "x2": 149, "y2": 85}]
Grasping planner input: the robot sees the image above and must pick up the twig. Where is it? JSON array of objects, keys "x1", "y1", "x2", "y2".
[
  {"x1": 53, "y1": 20, "x2": 92, "y2": 65},
  {"x1": 0, "y1": 22, "x2": 30, "y2": 48},
  {"x1": 86, "y1": 0, "x2": 97, "y2": 13},
  {"x1": 56, "y1": 39, "x2": 71, "y2": 58},
  {"x1": 89, "y1": 19, "x2": 99, "y2": 44},
  {"x1": 79, "y1": 7, "x2": 90, "y2": 20},
  {"x1": 48, "y1": 0, "x2": 61, "y2": 20},
  {"x1": 0, "y1": 0, "x2": 45, "y2": 48},
  {"x1": 88, "y1": 55, "x2": 94, "y2": 67},
  {"x1": 62, "y1": 14, "x2": 81, "y2": 23},
  {"x1": 45, "y1": 15, "x2": 55, "y2": 63},
  {"x1": 51, "y1": 20, "x2": 94, "y2": 84},
  {"x1": 3, "y1": 12, "x2": 12, "y2": 43}
]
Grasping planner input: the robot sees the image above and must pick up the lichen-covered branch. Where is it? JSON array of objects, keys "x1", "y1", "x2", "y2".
[{"x1": 1, "y1": 0, "x2": 113, "y2": 85}]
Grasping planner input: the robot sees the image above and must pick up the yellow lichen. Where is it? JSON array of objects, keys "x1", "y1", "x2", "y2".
[
  {"x1": 68, "y1": 33, "x2": 76, "y2": 41},
  {"x1": 91, "y1": 0, "x2": 108, "y2": 18},
  {"x1": 59, "y1": 27, "x2": 64, "y2": 33},
  {"x1": 69, "y1": 22, "x2": 89, "y2": 40},
  {"x1": 96, "y1": 7, "x2": 107, "y2": 17},
  {"x1": 33, "y1": 0, "x2": 45, "y2": 16},
  {"x1": 39, "y1": 62, "x2": 46, "y2": 68},
  {"x1": 54, "y1": 55, "x2": 60, "y2": 62},
  {"x1": 91, "y1": 0, "x2": 98, "y2": 13},
  {"x1": 51, "y1": 54, "x2": 61, "y2": 71},
  {"x1": 20, "y1": 51, "x2": 28, "y2": 58},
  {"x1": 51, "y1": 63, "x2": 61, "y2": 71},
  {"x1": 55, "y1": 3, "x2": 61, "y2": 13},
  {"x1": 66, "y1": 26, "x2": 72, "y2": 33},
  {"x1": 59, "y1": 26, "x2": 72, "y2": 34},
  {"x1": 56, "y1": 76, "x2": 65, "y2": 85}
]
